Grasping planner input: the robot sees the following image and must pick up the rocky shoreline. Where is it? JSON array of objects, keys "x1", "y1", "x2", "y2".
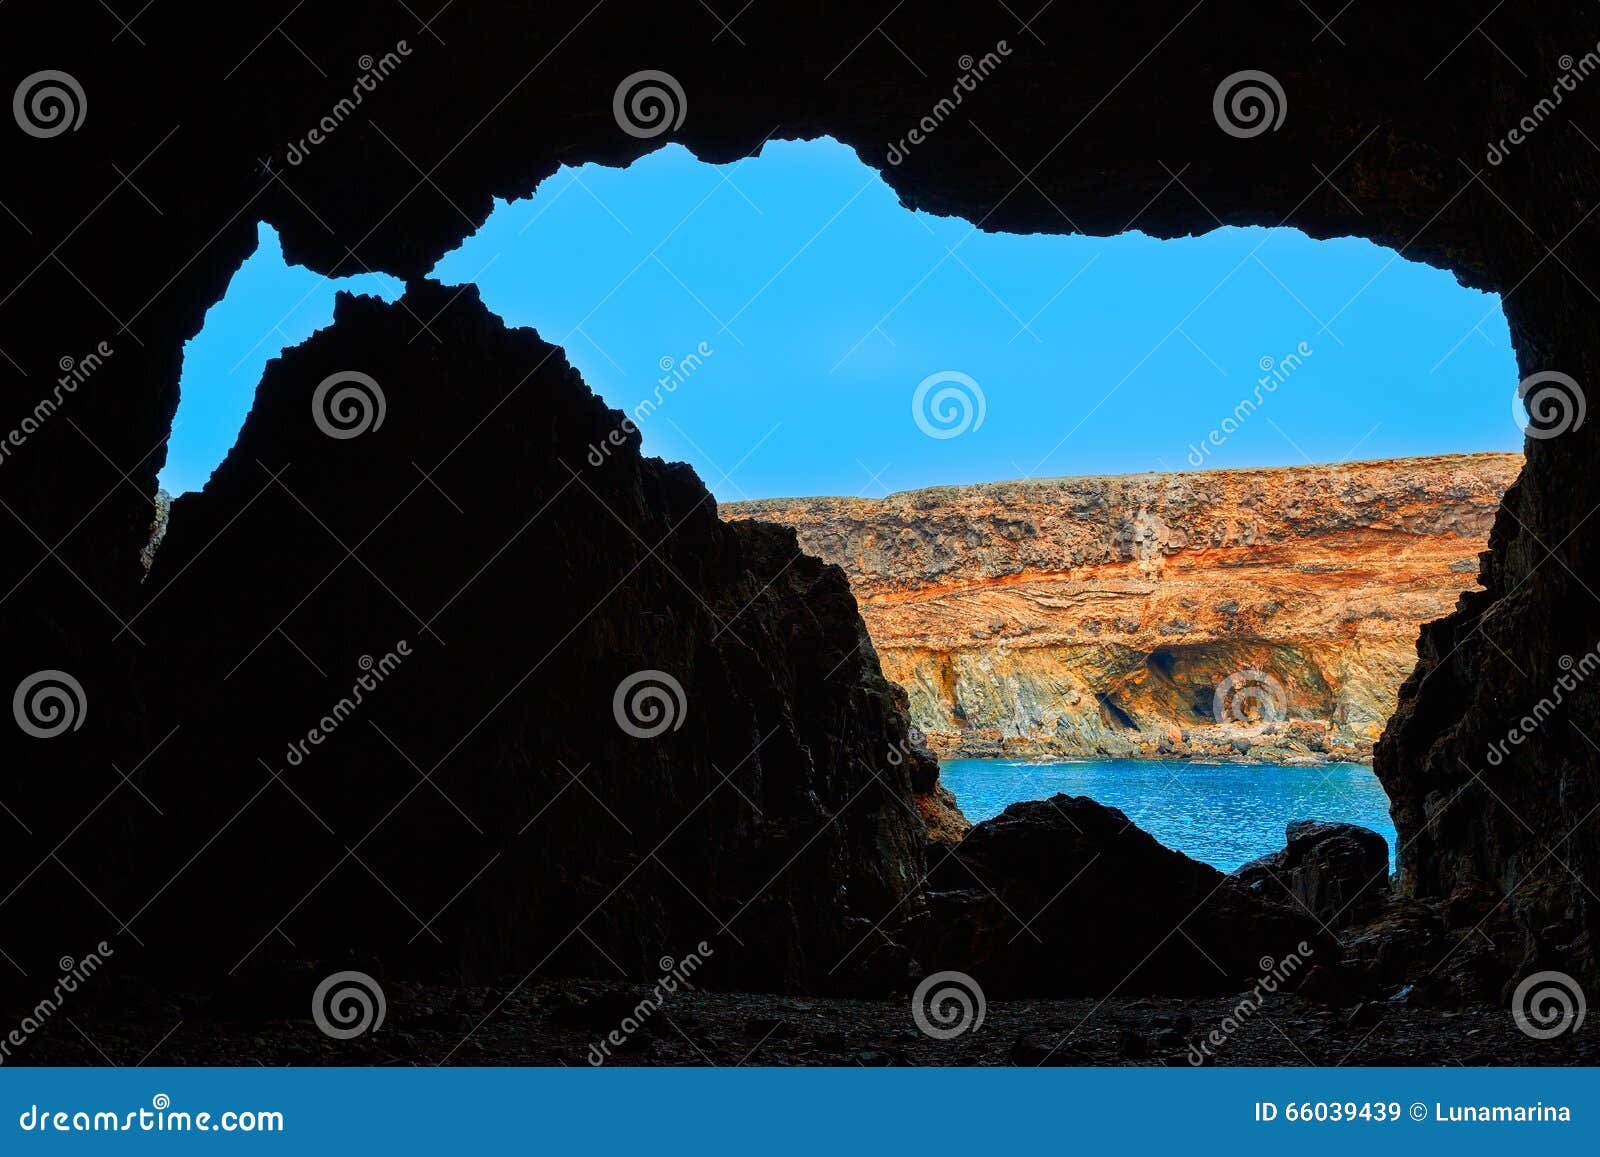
[{"x1": 925, "y1": 719, "x2": 1374, "y2": 764}]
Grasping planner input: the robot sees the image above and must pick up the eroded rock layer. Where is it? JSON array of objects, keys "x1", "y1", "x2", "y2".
[{"x1": 727, "y1": 455, "x2": 1522, "y2": 762}]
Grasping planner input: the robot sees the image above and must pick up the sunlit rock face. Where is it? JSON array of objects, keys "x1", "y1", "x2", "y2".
[{"x1": 726, "y1": 454, "x2": 1521, "y2": 762}]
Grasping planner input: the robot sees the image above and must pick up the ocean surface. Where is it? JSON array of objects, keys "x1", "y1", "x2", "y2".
[{"x1": 939, "y1": 758, "x2": 1397, "y2": 873}]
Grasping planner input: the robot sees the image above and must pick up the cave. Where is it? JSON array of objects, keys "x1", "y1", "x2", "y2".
[{"x1": 4, "y1": 1, "x2": 1598, "y2": 1065}]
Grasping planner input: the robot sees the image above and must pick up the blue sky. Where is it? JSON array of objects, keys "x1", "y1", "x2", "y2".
[
  {"x1": 162, "y1": 137, "x2": 1519, "y2": 499},
  {"x1": 160, "y1": 225, "x2": 400, "y2": 495}
]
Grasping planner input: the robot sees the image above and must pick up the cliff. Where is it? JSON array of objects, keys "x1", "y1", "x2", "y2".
[{"x1": 724, "y1": 454, "x2": 1522, "y2": 763}]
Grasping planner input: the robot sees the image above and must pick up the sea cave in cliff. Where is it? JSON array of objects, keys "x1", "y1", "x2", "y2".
[
  {"x1": 161, "y1": 137, "x2": 1525, "y2": 879},
  {"x1": 6, "y1": 3, "x2": 1599, "y2": 1077}
]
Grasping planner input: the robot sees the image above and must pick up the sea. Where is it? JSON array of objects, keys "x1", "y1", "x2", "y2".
[{"x1": 938, "y1": 757, "x2": 1397, "y2": 872}]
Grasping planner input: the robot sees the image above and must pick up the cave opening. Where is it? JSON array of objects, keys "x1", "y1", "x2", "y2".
[{"x1": 163, "y1": 137, "x2": 1525, "y2": 874}]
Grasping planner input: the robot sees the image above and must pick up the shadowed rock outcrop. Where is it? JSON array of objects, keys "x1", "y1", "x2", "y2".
[
  {"x1": 919, "y1": 795, "x2": 1329, "y2": 996},
  {"x1": 118, "y1": 283, "x2": 934, "y2": 991},
  {"x1": 1233, "y1": 821, "x2": 1392, "y2": 928}
]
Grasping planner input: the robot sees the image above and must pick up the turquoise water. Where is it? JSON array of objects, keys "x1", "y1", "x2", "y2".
[{"x1": 939, "y1": 758, "x2": 1397, "y2": 873}]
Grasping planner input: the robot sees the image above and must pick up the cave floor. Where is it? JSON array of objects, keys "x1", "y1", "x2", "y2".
[{"x1": 17, "y1": 975, "x2": 1594, "y2": 1067}]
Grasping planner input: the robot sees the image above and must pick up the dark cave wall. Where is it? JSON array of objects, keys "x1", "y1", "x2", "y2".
[{"x1": 3, "y1": 1, "x2": 1599, "y2": 985}]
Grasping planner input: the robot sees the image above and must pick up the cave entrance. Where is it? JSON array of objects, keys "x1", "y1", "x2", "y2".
[{"x1": 165, "y1": 137, "x2": 1523, "y2": 872}]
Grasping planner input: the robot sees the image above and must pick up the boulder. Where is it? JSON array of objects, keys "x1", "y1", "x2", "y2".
[
  {"x1": 1232, "y1": 820, "x2": 1391, "y2": 927},
  {"x1": 918, "y1": 795, "x2": 1330, "y2": 996}
]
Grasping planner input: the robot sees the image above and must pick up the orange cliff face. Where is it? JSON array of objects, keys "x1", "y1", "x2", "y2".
[{"x1": 722, "y1": 453, "x2": 1524, "y2": 764}]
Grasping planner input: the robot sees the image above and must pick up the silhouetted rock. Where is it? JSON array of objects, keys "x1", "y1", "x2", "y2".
[
  {"x1": 1232, "y1": 821, "x2": 1391, "y2": 926},
  {"x1": 122, "y1": 285, "x2": 933, "y2": 992},
  {"x1": 919, "y1": 795, "x2": 1329, "y2": 996}
]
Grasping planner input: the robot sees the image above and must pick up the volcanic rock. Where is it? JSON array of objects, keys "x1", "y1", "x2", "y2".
[
  {"x1": 917, "y1": 795, "x2": 1329, "y2": 996},
  {"x1": 1232, "y1": 821, "x2": 1392, "y2": 926}
]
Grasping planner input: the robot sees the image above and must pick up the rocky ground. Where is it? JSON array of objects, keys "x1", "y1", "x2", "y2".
[
  {"x1": 14, "y1": 973, "x2": 1591, "y2": 1067},
  {"x1": 12, "y1": 816, "x2": 1587, "y2": 1068}
]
